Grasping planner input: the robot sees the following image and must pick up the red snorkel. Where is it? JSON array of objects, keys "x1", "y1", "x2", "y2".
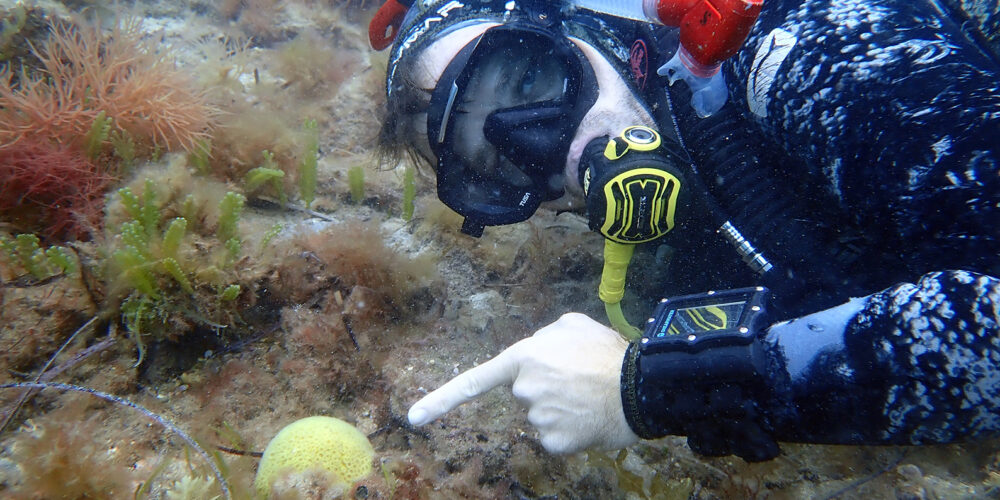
[
  {"x1": 369, "y1": 0, "x2": 413, "y2": 50},
  {"x1": 568, "y1": 0, "x2": 763, "y2": 116},
  {"x1": 653, "y1": 0, "x2": 763, "y2": 76}
]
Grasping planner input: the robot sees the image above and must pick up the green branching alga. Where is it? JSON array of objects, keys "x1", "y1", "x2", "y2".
[
  {"x1": 245, "y1": 150, "x2": 286, "y2": 205},
  {"x1": 348, "y1": 165, "x2": 365, "y2": 203},
  {"x1": 107, "y1": 177, "x2": 246, "y2": 362},
  {"x1": 402, "y1": 165, "x2": 416, "y2": 221},
  {"x1": 0, "y1": 233, "x2": 77, "y2": 279}
]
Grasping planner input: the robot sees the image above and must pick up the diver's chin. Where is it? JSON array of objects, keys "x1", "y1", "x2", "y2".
[
  {"x1": 541, "y1": 192, "x2": 586, "y2": 213},
  {"x1": 563, "y1": 104, "x2": 655, "y2": 198}
]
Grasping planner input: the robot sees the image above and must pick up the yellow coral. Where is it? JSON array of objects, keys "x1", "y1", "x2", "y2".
[{"x1": 254, "y1": 416, "x2": 374, "y2": 497}]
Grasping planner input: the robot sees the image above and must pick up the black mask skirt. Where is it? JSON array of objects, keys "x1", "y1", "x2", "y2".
[{"x1": 426, "y1": 23, "x2": 597, "y2": 237}]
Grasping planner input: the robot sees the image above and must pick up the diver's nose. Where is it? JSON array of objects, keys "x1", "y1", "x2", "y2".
[{"x1": 483, "y1": 102, "x2": 570, "y2": 168}]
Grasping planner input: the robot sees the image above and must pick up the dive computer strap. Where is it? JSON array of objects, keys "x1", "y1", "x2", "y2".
[{"x1": 621, "y1": 341, "x2": 780, "y2": 462}]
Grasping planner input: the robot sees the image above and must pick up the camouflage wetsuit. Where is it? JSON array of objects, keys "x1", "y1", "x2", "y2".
[{"x1": 617, "y1": 0, "x2": 1000, "y2": 459}]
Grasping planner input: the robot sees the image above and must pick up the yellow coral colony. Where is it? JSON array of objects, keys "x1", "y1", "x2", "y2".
[{"x1": 254, "y1": 416, "x2": 375, "y2": 497}]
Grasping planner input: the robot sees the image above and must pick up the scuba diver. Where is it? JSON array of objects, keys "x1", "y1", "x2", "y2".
[{"x1": 369, "y1": 0, "x2": 1000, "y2": 461}]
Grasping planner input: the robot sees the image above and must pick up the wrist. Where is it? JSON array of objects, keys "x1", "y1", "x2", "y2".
[
  {"x1": 619, "y1": 336, "x2": 780, "y2": 461},
  {"x1": 620, "y1": 341, "x2": 657, "y2": 439}
]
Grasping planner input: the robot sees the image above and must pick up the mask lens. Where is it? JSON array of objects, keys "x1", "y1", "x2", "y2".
[
  {"x1": 427, "y1": 24, "x2": 597, "y2": 235},
  {"x1": 448, "y1": 30, "x2": 572, "y2": 184}
]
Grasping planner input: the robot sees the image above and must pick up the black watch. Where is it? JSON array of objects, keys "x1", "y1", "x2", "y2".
[{"x1": 621, "y1": 287, "x2": 780, "y2": 462}]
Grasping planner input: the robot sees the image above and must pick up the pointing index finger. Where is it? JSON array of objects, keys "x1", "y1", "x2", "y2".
[{"x1": 408, "y1": 346, "x2": 521, "y2": 426}]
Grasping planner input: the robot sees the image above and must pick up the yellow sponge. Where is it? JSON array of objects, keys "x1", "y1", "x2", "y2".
[{"x1": 254, "y1": 416, "x2": 374, "y2": 497}]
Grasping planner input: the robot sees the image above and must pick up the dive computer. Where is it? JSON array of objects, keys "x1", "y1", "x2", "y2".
[
  {"x1": 640, "y1": 286, "x2": 769, "y2": 353},
  {"x1": 622, "y1": 286, "x2": 780, "y2": 461}
]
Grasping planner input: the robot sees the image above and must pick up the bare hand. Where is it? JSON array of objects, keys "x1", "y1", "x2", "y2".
[{"x1": 408, "y1": 313, "x2": 639, "y2": 453}]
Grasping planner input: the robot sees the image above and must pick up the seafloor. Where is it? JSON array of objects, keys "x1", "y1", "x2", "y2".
[{"x1": 0, "y1": 1, "x2": 999, "y2": 499}]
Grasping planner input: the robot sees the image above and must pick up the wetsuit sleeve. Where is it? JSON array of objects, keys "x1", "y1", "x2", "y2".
[
  {"x1": 655, "y1": 0, "x2": 1000, "y2": 319},
  {"x1": 621, "y1": 271, "x2": 1000, "y2": 459},
  {"x1": 724, "y1": 1, "x2": 1000, "y2": 445},
  {"x1": 827, "y1": 270, "x2": 1000, "y2": 443},
  {"x1": 625, "y1": 0, "x2": 1000, "y2": 459},
  {"x1": 762, "y1": 270, "x2": 1000, "y2": 446}
]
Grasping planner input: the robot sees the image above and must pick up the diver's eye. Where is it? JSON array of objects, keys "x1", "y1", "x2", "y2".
[{"x1": 518, "y1": 67, "x2": 538, "y2": 96}]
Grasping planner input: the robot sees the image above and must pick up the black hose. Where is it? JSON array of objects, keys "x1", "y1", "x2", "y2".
[{"x1": 663, "y1": 77, "x2": 852, "y2": 317}]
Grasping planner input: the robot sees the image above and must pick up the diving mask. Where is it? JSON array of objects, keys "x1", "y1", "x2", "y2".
[{"x1": 426, "y1": 23, "x2": 597, "y2": 237}]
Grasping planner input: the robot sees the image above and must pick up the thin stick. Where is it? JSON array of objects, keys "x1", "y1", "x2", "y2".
[
  {"x1": 216, "y1": 444, "x2": 263, "y2": 458},
  {"x1": 343, "y1": 315, "x2": 360, "y2": 352},
  {"x1": 36, "y1": 315, "x2": 99, "y2": 379},
  {"x1": 0, "y1": 382, "x2": 232, "y2": 500},
  {"x1": 0, "y1": 315, "x2": 99, "y2": 434},
  {"x1": 821, "y1": 452, "x2": 906, "y2": 500},
  {"x1": 255, "y1": 195, "x2": 336, "y2": 222}
]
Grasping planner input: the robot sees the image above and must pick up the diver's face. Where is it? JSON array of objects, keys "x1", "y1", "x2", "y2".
[{"x1": 409, "y1": 23, "x2": 654, "y2": 207}]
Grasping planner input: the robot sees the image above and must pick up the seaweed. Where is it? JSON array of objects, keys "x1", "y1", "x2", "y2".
[
  {"x1": 188, "y1": 138, "x2": 213, "y2": 175},
  {"x1": 0, "y1": 233, "x2": 77, "y2": 279},
  {"x1": 219, "y1": 284, "x2": 241, "y2": 301},
  {"x1": 348, "y1": 165, "x2": 365, "y2": 203},
  {"x1": 0, "y1": 138, "x2": 111, "y2": 239},
  {"x1": 299, "y1": 119, "x2": 319, "y2": 209},
  {"x1": 0, "y1": 18, "x2": 214, "y2": 154},
  {"x1": 587, "y1": 449, "x2": 695, "y2": 500},
  {"x1": 401, "y1": 165, "x2": 416, "y2": 221},
  {"x1": 259, "y1": 223, "x2": 284, "y2": 253},
  {"x1": 104, "y1": 173, "x2": 249, "y2": 355},
  {"x1": 85, "y1": 110, "x2": 113, "y2": 161},
  {"x1": 216, "y1": 191, "x2": 246, "y2": 263},
  {"x1": 0, "y1": 381, "x2": 231, "y2": 499},
  {"x1": 244, "y1": 151, "x2": 286, "y2": 205},
  {"x1": 110, "y1": 128, "x2": 138, "y2": 168}
]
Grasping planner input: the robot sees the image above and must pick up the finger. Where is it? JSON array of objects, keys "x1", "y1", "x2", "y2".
[
  {"x1": 540, "y1": 432, "x2": 580, "y2": 455},
  {"x1": 408, "y1": 349, "x2": 521, "y2": 426}
]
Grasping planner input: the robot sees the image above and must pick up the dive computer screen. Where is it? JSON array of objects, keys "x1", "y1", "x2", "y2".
[
  {"x1": 642, "y1": 287, "x2": 768, "y2": 352},
  {"x1": 667, "y1": 300, "x2": 747, "y2": 335}
]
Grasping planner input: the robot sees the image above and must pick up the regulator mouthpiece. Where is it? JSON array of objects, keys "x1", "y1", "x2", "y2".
[
  {"x1": 579, "y1": 126, "x2": 685, "y2": 244},
  {"x1": 580, "y1": 126, "x2": 685, "y2": 339}
]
